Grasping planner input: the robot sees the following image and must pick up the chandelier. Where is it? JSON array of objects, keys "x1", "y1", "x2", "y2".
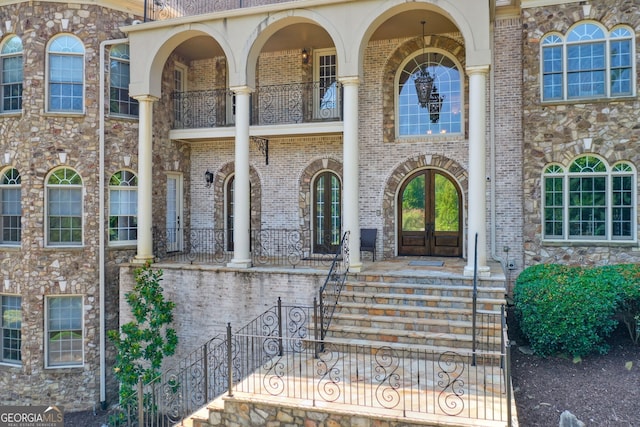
[
  {"x1": 414, "y1": 21, "x2": 445, "y2": 124},
  {"x1": 414, "y1": 21, "x2": 434, "y2": 108}
]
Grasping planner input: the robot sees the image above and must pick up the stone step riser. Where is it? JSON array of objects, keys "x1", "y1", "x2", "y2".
[
  {"x1": 338, "y1": 301, "x2": 505, "y2": 314},
  {"x1": 344, "y1": 284, "x2": 505, "y2": 299},
  {"x1": 334, "y1": 309, "x2": 472, "y2": 322},
  {"x1": 350, "y1": 275, "x2": 506, "y2": 288},
  {"x1": 327, "y1": 331, "x2": 487, "y2": 350},
  {"x1": 331, "y1": 320, "x2": 500, "y2": 336}
]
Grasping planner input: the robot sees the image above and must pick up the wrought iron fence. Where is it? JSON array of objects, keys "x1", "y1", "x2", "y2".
[
  {"x1": 152, "y1": 227, "x2": 343, "y2": 268},
  {"x1": 105, "y1": 304, "x2": 511, "y2": 426},
  {"x1": 104, "y1": 299, "x2": 316, "y2": 426},
  {"x1": 232, "y1": 335, "x2": 511, "y2": 424},
  {"x1": 104, "y1": 303, "x2": 511, "y2": 426},
  {"x1": 145, "y1": 0, "x2": 295, "y2": 21}
]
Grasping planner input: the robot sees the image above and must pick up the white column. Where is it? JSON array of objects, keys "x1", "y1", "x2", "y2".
[
  {"x1": 464, "y1": 66, "x2": 490, "y2": 277},
  {"x1": 134, "y1": 95, "x2": 157, "y2": 263},
  {"x1": 228, "y1": 87, "x2": 252, "y2": 268},
  {"x1": 340, "y1": 77, "x2": 361, "y2": 272}
]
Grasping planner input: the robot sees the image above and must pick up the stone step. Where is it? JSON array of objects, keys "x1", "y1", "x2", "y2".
[
  {"x1": 349, "y1": 272, "x2": 506, "y2": 288},
  {"x1": 321, "y1": 335, "x2": 503, "y2": 357},
  {"x1": 328, "y1": 324, "x2": 500, "y2": 351},
  {"x1": 336, "y1": 294, "x2": 506, "y2": 313},
  {"x1": 343, "y1": 280, "x2": 506, "y2": 299},
  {"x1": 330, "y1": 311, "x2": 501, "y2": 335}
]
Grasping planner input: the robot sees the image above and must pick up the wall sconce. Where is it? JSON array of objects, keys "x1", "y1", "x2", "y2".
[
  {"x1": 205, "y1": 170, "x2": 214, "y2": 188},
  {"x1": 301, "y1": 48, "x2": 309, "y2": 65},
  {"x1": 58, "y1": 152, "x2": 67, "y2": 163}
]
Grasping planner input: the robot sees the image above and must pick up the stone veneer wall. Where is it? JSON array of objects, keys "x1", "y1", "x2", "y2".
[
  {"x1": 521, "y1": 0, "x2": 640, "y2": 266},
  {"x1": 0, "y1": 0, "x2": 193, "y2": 411},
  {"x1": 0, "y1": 1, "x2": 141, "y2": 411},
  {"x1": 205, "y1": 396, "x2": 447, "y2": 427}
]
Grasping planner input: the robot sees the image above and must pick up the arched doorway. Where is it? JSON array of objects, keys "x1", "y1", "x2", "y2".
[
  {"x1": 398, "y1": 169, "x2": 462, "y2": 257},
  {"x1": 313, "y1": 170, "x2": 341, "y2": 254}
]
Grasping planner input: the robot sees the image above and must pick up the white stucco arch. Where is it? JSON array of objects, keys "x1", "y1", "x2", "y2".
[
  {"x1": 241, "y1": 9, "x2": 345, "y2": 88},
  {"x1": 128, "y1": 23, "x2": 235, "y2": 98},
  {"x1": 339, "y1": 0, "x2": 491, "y2": 78}
]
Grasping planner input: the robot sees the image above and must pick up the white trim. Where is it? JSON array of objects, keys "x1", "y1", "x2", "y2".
[{"x1": 44, "y1": 295, "x2": 85, "y2": 369}]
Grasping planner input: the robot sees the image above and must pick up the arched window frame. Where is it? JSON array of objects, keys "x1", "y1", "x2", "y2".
[
  {"x1": 395, "y1": 49, "x2": 463, "y2": 137},
  {"x1": 46, "y1": 167, "x2": 83, "y2": 247},
  {"x1": 109, "y1": 169, "x2": 137, "y2": 245},
  {"x1": 46, "y1": 34, "x2": 85, "y2": 113},
  {"x1": 109, "y1": 44, "x2": 138, "y2": 117},
  {"x1": 0, "y1": 167, "x2": 21, "y2": 245},
  {"x1": 541, "y1": 22, "x2": 635, "y2": 101},
  {"x1": 0, "y1": 35, "x2": 23, "y2": 113},
  {"x1": 542, "y1": 156, "x2": 636, "y2": 241}
]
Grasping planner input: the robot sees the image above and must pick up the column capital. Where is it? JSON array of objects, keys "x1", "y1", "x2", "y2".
[
  {"x1": 338, "y1": 76, "x2": 360, "y2": 86},
  {"x1": 466, "y1": 65, "x2": 490, "y2": 76},
  {"x1": 229, "y1": 85, "x2": 254, "y2": 95},
  {"x1": 133, "y1": 94, "x2": 159, "y2": 103}
]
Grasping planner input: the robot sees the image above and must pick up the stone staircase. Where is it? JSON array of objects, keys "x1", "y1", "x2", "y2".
[
  {"x1": 189, "y1": 270, "x2": 510, "y2": 427},
  {"x1": 324, "y1": 272, "x2": 507, "y2": 354}
]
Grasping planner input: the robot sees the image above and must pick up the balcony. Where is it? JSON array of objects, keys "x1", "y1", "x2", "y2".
[
  {"x1": 172, "y1": 82, "x2": 343, "y2": 130},
  {"x1": 144, "y1": 0, "x2": 300, "y2": 22}
]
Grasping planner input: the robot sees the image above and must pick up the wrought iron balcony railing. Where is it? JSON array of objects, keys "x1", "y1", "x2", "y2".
[
  {"x1": 171, "y1": 82, "x2": 343, "y2": 130},
  {"x1": 145, "y1": 0, "x2": 296, "y2": 21}
]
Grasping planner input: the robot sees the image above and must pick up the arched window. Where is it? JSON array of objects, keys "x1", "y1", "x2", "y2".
[
  {"x1": 109, "y1": 170, "x2": 137, "y2": 244},
  {"x1": 397, "y1": 51, "x2": 462, "y2": 136},
  {"x1": 0, "y1": 168, "x2": 21, "y2": 245},
  {"x1": 0, "y1": 35, "x2": 22, "y2": 113},
  {"x1": 46, "y1": 168, "x2": 83, "y2": 246},
  {"x1": 110, "y1": 44, "x2": 138, "y2": 116},
  {"x1": 543, "y1": 156, "x2": 635, "y2": 241},
  {"x1": 47, "y1": 35, "x2": 84, "y2": 112},
  {"x1": 541, "y1": 23, "x2": 634, "y2": 101},
  {"x1": 313, "y1": 171, "x2": 341, "y2": 254}
]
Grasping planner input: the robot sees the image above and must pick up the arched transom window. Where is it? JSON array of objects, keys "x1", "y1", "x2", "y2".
[
  {"x1": 46, "y1": 167, "x2": 83, "y2": 246},
  {"x1": 541, "y1": 23, "x2": 634, "y2": 101},
  {"x1": 543, "y1": 156, "x2": 635, "y2": 241},
  {"x1": 397, "y1": 51, "x2": 462, "y2": 136},
  {"x1": 47, "y1": 34, "x2": 85, "y2": 113}
]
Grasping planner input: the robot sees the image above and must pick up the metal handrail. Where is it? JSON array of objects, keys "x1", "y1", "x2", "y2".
[{"x1": 317, "y1": 231, "x2": 350, "y2": 350}]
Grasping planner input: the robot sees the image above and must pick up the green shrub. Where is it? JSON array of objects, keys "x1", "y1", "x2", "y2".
[{"x1": 514, "y1": 263, "x2": 640, "y2": 357}]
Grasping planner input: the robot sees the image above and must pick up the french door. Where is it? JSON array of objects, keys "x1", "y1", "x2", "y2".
[
  {"x1": 398, "y1": 169, "x2": 462, "y2": 257},
  {"x1": 313, "y1": 171, "x2": 341, "y2": 254},
  {"x1": 166, "y1": 173, "x2": 183, "y2": 252}
]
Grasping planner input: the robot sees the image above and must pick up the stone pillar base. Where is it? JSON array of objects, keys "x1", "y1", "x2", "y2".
[
  {"x1": 464, "y1": 265, "x2": 491, "y2": 278},
  {"x1": 132, "y1": 255, "x2": 154, "y2": 264},
  {"x1": 227, "y1": 259, "x2": 253, "y2": 269}
]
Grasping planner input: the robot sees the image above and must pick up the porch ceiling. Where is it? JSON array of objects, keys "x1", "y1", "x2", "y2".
[{"x1": 175, "y1": 9, "x2": 456, "y2": 61}]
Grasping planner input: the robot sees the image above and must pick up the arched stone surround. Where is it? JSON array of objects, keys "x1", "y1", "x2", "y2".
[
  {"x1": 382, "y1": 154, "x2": 468, "y2": 259},
  {"x1": 214, "y1": 162, "x2": 262, "y2": 236},
  {"x1": 298, "y1": 157, "x2": 343, "y2": 235}
]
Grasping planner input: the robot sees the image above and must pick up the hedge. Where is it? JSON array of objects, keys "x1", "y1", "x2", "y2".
[{"x1": 513, "y1": 263, "x2": 640, "y2": 357}]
